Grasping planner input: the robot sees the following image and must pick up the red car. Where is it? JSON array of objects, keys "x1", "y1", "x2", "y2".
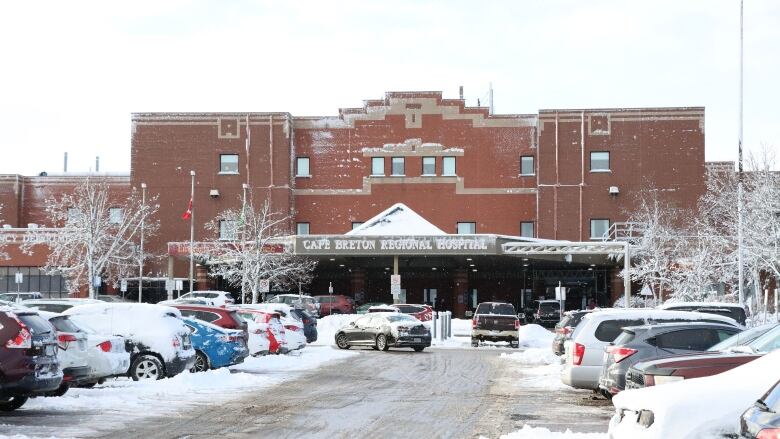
[
  {"x1": 394, "y1": 304, "x2": 433, "y2": 322},
  {"x1": 171, "y1": 305, "x2": 248, "y2": 341},
  {"x1": 313, "y1": 295, "x2": 354, "y2": 316}
]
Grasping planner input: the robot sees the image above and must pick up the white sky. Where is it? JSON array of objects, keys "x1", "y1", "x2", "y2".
[{"x1": 0, "y1": 0, "x2": 778, "y2": 175}]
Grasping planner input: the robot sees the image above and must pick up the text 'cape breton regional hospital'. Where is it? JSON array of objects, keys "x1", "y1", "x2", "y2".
[{"x1": 0, "y1": 90, "x2": 707, "y2": 316}]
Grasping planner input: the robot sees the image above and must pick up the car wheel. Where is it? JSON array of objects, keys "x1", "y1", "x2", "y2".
[
  {"x1": 376, "y1": 334, "x2": 389, "y2": 351},
  {"x1": 413, "y1": 346, "x2": 425, "y2": 352},
  {"x1": 471, "y1": 338, "x2": 479, "y2": 347},
  {"x1": 130, "y1": 354, "x2": 165, "y2": 381},
  {"x1": 0, "y1": 396, "x2": 28, "y2": 411},
  {"x1": 335, "y1": 333, "x2": 351, "y2": 349},
  {"x1": 191, "y1": 351, "x2": 209, "y2": 373}
]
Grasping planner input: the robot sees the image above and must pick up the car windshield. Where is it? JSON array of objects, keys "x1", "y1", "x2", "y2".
[
  {"x1": 395, "y1": 305, "x2": 422, "y2": 313},
  {"x1": 49, "y1": 316, "x2": 82, "y2": 333},
  {"x1": 476, "y1": 303, "x2": 515, "y2": 315},
  {"x1": 540, "y1": 302, "x2": 560, "y2": 312},
  {"x1": 386, "y1": 314, "x2": 418, "y2": 323},
  {"x1": 18, "y1": 314, "x2": 53, "y2": 335},
  {"x1": 26, "y1": 303, "x2": 73, "y2": 313},
  {"x1": 747, "y1": 325, "x2": 780, "y2": 353},
  {"x1": 708, "y1": 324, "x2": 775, "y2": 352}
]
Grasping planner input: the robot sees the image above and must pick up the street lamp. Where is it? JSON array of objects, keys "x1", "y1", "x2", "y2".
[{"x1": 139, "y1": 182, "x2": 146, "y2": 303}]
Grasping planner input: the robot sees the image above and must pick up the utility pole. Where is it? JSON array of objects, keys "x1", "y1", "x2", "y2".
[
  {"x1": 737, "y1": 0, "x2": 745, "y2": 306},
  {"x1": 139, "y1": 182, "x2": 146, "y2": 303},
  {"x1": 189, "y1": 171, "x2": 195, "y2": 293}
]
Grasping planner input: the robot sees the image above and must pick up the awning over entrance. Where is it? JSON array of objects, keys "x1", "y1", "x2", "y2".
[{"x1": 346, "y1": 203, "x2": 446, "y2": 236}]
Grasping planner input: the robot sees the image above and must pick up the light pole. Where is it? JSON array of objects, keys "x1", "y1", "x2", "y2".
[
  {"x1": 139, "y1": 182, "x2": 146, "y2": 303},
  {"x1": 189, "y1": 171, "x2": 195, "y2": 294},
  {"x1": 241, "y1": 183, "x2": 248, "y2": 303}
]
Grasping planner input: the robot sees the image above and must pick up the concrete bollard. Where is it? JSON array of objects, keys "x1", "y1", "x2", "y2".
[{"x1": 432, "y1": 311, "x2": 437, "y2": 339}]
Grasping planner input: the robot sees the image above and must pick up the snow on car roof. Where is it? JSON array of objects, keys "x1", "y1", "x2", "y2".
[
  {"x1": 581, "y1": 308, "x2": 739, "y2": 326},
  {"x1": 659, "y1": 301, "x2": 746, "y2": 309},
  {"x1": 182, "y1": 316, "x2": 240, "y2": 334}
]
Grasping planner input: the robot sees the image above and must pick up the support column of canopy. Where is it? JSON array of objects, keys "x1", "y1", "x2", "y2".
[{"x1": 452, "y1": 268, "x2": 469, "y2": 318}]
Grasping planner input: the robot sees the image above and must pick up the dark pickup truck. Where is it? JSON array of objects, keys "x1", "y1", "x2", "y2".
[{"x1": 471, "y1": 302, "x2": 520, "y2": 348}]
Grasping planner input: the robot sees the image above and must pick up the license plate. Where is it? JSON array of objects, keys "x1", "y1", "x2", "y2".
[
  {"x1": 493, "y1": 320, "x2": 499, "y2": 324},
  {"x1": 413, "y1": 338, "x2": 421, "y2": 343}
]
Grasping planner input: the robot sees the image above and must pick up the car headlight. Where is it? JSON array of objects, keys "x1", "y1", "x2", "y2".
[
  {"x1": 653, "y1": 375, "x2": 684, "y2": 385},
  {"x1": 638, "y1": 410, "x2": 655, "y2": 428}
]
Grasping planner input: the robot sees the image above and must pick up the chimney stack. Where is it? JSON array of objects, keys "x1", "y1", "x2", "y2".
[
  {"x1": 63, "y1": 152, "x2": 68, "y2": 173},
  {"x1": 95, "y1": 156, "x2": 100, "y2": 173},
  {"x1": 459, "y1": 86, "x2": 464, "y2": 100}
]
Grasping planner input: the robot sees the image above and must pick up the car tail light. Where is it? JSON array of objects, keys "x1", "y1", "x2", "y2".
[
  {"x1": 472, "y1": 318, "x2": 477, "y2": 329},
  {"x1": 98, "y1": 340, "x2": 112, "y2": 352},
  {"x1": 757, "y1": 428, "x2": 780, "y2": 439},
  {"x1": 572, "y1": 342, "x2": 585, "y2": 366},
  {"x1": 5, "y1": 325, "x2": 32, "y2": 349},
  {"x1": 172, "y1": 337, "x2": 181, "y2": 348},
  {"x1": 644, "y1": 375, "x2": 655, "y2": 386},
  {"x1": 556, "y1": 326, "x2": 572, "y2": 335},
  {"x1": 219, "y1": 334, "x2": 240, "y2": 342},
  {"x1": 58, "y1": 333, "x2": 77, "y2": 350},
  {"x1": 514, "y1": 319, "x2": 520, "y2": 329},
  {"x1": 607, "y1": 346, "x2": 637, "y2": 363},
  {"x1": 285, "y1": 325, "x2": 300, "y2": 332},
  {"x1": 303, "y1": 319, "x2": 311, "y2": 324}
]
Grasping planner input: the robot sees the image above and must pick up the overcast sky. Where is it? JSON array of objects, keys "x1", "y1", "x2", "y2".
[{"x1": 0, "y1": 0, "x2": 778, "y2": 175}]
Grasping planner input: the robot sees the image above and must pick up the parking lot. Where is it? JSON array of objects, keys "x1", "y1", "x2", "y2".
[{"x1": 0, "y1": 345, "x2": 613, "y2": 438}]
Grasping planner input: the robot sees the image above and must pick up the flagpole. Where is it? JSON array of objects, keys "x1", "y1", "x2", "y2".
[{"x1": 189, "y1": 170, "x2": 195, "y2": 294}]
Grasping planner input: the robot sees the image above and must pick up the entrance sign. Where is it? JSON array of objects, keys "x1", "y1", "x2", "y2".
[
  {"x1": 259, "y1": 279, "x2": 270, "y2": 293},
  {"x1": 390, "y1": 275, "x2": 401, "y2": 296},
  {"x1": 296, "y1": 235, "x2": 497, "y2": 256},
  {"x1": 555, "y1": 286, "x2": 567, "y2": 301},
  {"x1": 15, "y1": 272, "x2": 23, "y2": 284},
  {"x1": 120, "y1": 280, "x2": 128, "y2": 292}
]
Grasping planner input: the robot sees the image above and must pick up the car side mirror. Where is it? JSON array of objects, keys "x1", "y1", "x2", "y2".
[{"x1": 349, "y1": 321, "x2": 356, "y2": 327}]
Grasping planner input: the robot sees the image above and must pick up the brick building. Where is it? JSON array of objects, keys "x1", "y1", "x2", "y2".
[{"x1": 0, "y1": 91, "x2": 706, "y2": 315}]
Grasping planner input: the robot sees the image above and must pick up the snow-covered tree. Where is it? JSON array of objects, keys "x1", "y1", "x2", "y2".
[
  {"x1": 22, "y1": 179, "x2": 159, "y2": 298},
  {"x1": 203, "y1": 196, "x2": 317, "y2": 304}
]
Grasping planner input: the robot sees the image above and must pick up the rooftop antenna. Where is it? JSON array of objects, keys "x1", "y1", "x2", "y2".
[
  {"x1": 63, "y1": 152, "x2": 68, "y2": 173},
  {"x1": 459, "y1": 85, "x2": 464, "y2": 100}
]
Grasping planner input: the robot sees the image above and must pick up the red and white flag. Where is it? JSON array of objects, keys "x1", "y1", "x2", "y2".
[{"x1": 182, "y1": 198, "x2": 193, "y2": 220}]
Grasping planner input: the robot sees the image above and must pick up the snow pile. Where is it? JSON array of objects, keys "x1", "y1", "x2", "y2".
[
  {"x1": 609, "y1": 350, "x2": 780, "y2": 438},
  {"x1": 346, "y1": 203, "x2": 445, "y2": 236},
  {"x1": 451, "y1": 318, "x2": 472, "y2": 336},
  {"x1": 312, "y1": 313, "x2": 360, "y2": 346},
  {"x1": 517, "y1": 324, "x2": 554, "y2": 348},
  {"x1": 63, "y1": 303, "x2": 191, "y2": 362},
  {"x1": 499, "y1": 425, "x2": 607, "y2": 438},
  {"x1": 500, "y1": 347, "x2": 559, "y2": 366}
]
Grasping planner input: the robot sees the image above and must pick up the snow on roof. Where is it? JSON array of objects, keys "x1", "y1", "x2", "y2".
[
  {"x1": 660, "y1": 301, "x2": 745, "y2": 309},
  {"x1": 346, "y1": 203, "x2": 446, "y2": 236}
]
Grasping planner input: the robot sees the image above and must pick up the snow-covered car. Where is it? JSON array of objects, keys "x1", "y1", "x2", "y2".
[
  {"x1": 232, "y1": 307, "x2": 286, "y2": 355},
  {"x1": 609, "y1": 350, "x2": 780, "y2": 439},
  {"x1": 182, "y1": 318, "x2": 249, "y2": 372},
  {"x1": 367, "y1": 304, "x2": 400, "y2": 313},
  {"x1": 63, "y1": 303, "x2": 195, "y2": 380},
  {"x1": 166, "y1": 291, "x2": 235, "y2": 307},
  {"x1": 265, "y1": 294, "x2": 320, "y2": 317},
  {"x1": 38, "y1": 312, "x2": 92, "y2": 395},
  {"x1": 21, "y1": 298, "x2": 103, "y2": 314},
  {"x1": 561, "y1": 309, "x2": 741, "y2": 390},
  {"x1": 335, "y1": 312, "x2": 431, "y2": 352},
  {"x1": 248, "y1": 303, "x2": 306, "y2": 351},
  {"x1": 73, "y1": 320, "x2": 130, "y2": 386},
  {"x1": 0, "y1": 292, "x2": 43, "y2": 303}
]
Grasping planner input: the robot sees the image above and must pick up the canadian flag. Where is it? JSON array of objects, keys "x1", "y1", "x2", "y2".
[{"x1": 182, "y1": 198, "x2": 193, "y2": 220}]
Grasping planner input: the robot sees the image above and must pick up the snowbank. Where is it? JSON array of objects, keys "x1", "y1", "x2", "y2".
[
  {"x1": 499, "y1": 425, "x2": 607, "y2": 438},
  {"x1": 517, "y1": 324, "x2": 554, "y2": 348},
  {"x1": 500, "y1": 347, "x2": 559, "y2": 366},
  {"x1": 312, "y1": 314, "x2": 360, "y2": 346},
  {"x1": 609, "y1": 350, "x2": 780, "y2": 439},
  {"x1": 501, "y1": 348, "x2": 567, "y2": 390}
]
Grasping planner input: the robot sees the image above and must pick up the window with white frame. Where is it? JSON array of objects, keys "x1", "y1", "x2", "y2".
[
  {"x1": 297, "y1": 222, "x2": 310, "y2": 235},
  {"x1": 422, "y1": 157, "x2": 436, "y2": 175},
  {"x1": 220, "y1": 154, "x2": 239, "y2": 174},
  {"x1": 219, "y1": 220, "x2": 237, "y2": 240},
  {"x1": 590, "y1": 151, "x2": 610, "y2": 172},
  {"x1": 109, "y1": 208, "x2": 123, "y2": 224},
  {"x1": 590, "y1": 219, "x2": 610, "y2": 239},
  {"x1": 442, "y1": 156, "x2": 456, "y2": 176},
  {"x1": 520, "y1": 222, "x2": 534, "y2": 238},
  {"x1": 457, "y1": 222, "x2": 476, "y2": 234},
  {"x1": 296, "y1": 157, "x2": 310, "y2": 176},
  {"x1": 520, "y1": 156, "x2": 535, "y2": 175},
  {"x1": 371, "y1": 157, "x2": 385, "y2": 176},
  {"x1": 391, "y1": 157, "x2": 405, "y2": 176}
]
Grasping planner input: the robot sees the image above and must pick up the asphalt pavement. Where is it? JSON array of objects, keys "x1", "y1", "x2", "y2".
[{"x1": 105, "y1": 346, "x2": 613, "y2": 439}]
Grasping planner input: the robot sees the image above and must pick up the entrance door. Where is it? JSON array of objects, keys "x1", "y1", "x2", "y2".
[{"x1": 424, "y1": 288, "x2": 437, "y2": 306}]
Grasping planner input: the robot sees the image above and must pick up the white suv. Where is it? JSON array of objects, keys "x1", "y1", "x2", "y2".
[
  {"x1": 172, "y1": 291, "x2": 235, "y2": 307},
  {"x1": 561, "y1": 309, "x2": 741, "y2": 390}
]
